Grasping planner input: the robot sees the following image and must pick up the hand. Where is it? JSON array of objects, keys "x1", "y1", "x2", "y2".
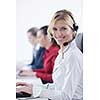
[
  {"x1": 19, "y1": 70, "x2": 36, "y2": 77},
  {"x1": 16, "y1": 82, "x2": 28, "y2": 86},
  {"x1": 16, "y1": 83, "x2": 33, "y2": 94}
]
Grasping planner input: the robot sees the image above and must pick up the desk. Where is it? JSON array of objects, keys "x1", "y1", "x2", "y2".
[
  {"x1": 16, "y1": 98, "x2": 48, "y2": 100},
  {"x1": 16, "y1": 76, "x2": 48, "y2": 100}
]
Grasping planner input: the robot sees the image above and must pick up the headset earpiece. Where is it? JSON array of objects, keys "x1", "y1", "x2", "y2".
[
  {"x1": 66, "y1": 13, "x2": 79, "y2": 32},
  {"x1": 73, "y1": 23, "x2": 79, "y2": 32}
]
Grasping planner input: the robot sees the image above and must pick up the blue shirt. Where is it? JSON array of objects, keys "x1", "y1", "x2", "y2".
[{"x1": 29, "y1": 47, "x2": 45, "y2": 69}]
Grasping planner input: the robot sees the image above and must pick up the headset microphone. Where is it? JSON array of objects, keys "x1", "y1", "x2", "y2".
[{"x1": 63, "y1": 34, "x2": 76, "y2": 46}]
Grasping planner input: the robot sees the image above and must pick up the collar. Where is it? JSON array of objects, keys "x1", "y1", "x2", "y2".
[{"x1": 59, "y1": 39, "x2": 76, "y2": 55}]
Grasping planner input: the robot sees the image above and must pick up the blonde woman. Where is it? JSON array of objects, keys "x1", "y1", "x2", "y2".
[{"x1": 16, "y1": 9, "x2": 83, "y2": 100}]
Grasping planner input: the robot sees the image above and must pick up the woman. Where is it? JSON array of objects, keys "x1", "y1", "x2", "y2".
[
  {"x1": 19, "y1": 25, "x2": 59, "y2": 84},
  {"x1": 16, "y1": 9, "x2": 83, "y2": 100}
]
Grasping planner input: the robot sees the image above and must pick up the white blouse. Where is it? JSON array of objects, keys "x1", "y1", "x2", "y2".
[{"x1": 32, "y1": 40, "x2": 83, "y2": 100}]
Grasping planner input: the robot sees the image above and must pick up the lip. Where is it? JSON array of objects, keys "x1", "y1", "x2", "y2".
[{"x1": 56, "y1": 36, "x2": 65, "y2": 41}]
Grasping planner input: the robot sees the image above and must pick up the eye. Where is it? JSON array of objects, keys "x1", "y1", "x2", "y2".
[
  {"x1": 60, "y1": 27, "x2": 67, "y2": 31},
  {"x1": 52, "y1": 27, "x2": 57, "y2": 31}
]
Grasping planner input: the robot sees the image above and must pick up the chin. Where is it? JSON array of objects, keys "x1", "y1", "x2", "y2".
[{"x1": 39, "y1": 44, "x2": 43, "y2": 47}]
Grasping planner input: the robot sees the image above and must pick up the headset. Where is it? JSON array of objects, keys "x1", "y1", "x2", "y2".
[
  {"x1": 53, "y1": 10, "x2": 79, "y2": 46},
  {"x1": 63, "y1": 14, "x2": 79, "y2": 46},
  {"x1": 67, "y1": 13, "x2": 79, "y2": 32},
  {"x1": 54, "y1": 10, "x2": 79, "y2": 32}
]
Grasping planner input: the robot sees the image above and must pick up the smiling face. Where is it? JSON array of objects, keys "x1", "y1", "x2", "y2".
[{"x1": 51, "y1": 20, "x2": 74, "y2": 46}]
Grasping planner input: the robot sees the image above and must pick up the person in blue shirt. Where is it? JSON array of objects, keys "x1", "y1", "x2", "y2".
[
  {"x1": 29, "y1": 46, "x2": 45, "y2": 69},
  {"x1": 20, "y1": 27, "x2": 45, "y2": 71}
]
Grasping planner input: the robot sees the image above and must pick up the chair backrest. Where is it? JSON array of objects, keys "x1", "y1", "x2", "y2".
[{"x1": 75, "y1": 33, "x2": 83, "y2": 53}]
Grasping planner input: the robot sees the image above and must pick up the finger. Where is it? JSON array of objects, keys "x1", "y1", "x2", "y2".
[
  {"x1": 21, "y1": 86, "x2": 32, "y2": 94},
  {"x1": 16, "y1": 82, "x2": 22, "y2": 86},
  {"x1": 16, "y1": 82, "x2": 27, "y2": 86}
]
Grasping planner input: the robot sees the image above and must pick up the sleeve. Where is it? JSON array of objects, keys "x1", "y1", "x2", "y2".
[
  {"x1": 36, "y1": 72, "x2": 52, "y2": 82},
  {"x1": 34, "y1": 55, "x2": 57, "y2": 82},
  {"x1": 32, "y1": 83, "x2": 55, "y2": 98},
  {"x1": 32, "y1": 54, "x2": 83, "y2": 100},
  {"x1": 32, "y1": 67, "x2": 45, "y2": 73}
]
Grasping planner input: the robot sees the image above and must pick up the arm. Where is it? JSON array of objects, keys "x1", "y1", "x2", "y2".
[
  {"x1": 36, "y1": 72, "x2": 52, "y2": 82},
  {"x1": 32, "y1": 68, "x2": 45, "y2": 73},
  {"x1": 35, "y1": 55, "x2": 57, "y2": 82},
  {"x1": 33, "y1": 55, "x2": 83, "y2": 100}
]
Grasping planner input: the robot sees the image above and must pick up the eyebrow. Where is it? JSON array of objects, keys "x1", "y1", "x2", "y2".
[{"x1": 52, "y1": 27, "x2": 57, "y2": 29}]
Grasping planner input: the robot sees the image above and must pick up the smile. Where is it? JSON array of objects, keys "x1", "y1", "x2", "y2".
[{"x1": 56, "y1": 36, "x2": 66, "y2": 41}]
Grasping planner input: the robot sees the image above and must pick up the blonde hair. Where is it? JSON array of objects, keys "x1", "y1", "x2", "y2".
[{"x1": 48, "y1": 9, "x2": 78, "y2": 38}]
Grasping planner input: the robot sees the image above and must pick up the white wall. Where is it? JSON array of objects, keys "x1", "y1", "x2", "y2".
[{"x1": 16, "y1": 0, "x2": 82, "y2": 62}]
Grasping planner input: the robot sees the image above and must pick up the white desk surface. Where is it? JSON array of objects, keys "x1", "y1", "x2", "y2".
[{"x1": 16, "y1": 98, "x2": 48, "y2": 100}]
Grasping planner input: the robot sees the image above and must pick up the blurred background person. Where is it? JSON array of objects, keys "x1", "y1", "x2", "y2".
[
  {"x1": 17, "y1": 27, "x2": 45, "y2": 74},
  {"x1": 19, "y1": 25, "x2": 59, "y2": 84},
  {"x1": 26, "y1": 27, "x2": 45, "y2": 70}
]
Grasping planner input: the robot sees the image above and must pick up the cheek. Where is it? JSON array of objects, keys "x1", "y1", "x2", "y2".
[
  {"x1": 64, "y1": 32, "x2": 73, "y2": 40},
  {"x1": 52, "y1": 32, "x2": 58, "y2": 39},
  {"x1": 28, "y1": 38, "x2": 33, "y2": 43},
  {"x1": 31, "y1": 38, "x2": 35, "y2": 42},
  {"x1": 41, "y1": 39, "x2": 45, "y2": 45},
  {"x1": 39, "y1": 38, "x2": 44, "y2": 44},
  {"x1": 31, "y1": 38, "x2": 36, "y2": 44},
  {"x1": 38, "y1": 39, "x2": 41, "y2": 44}
]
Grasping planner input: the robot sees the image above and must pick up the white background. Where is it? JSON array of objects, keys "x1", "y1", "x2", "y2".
[
  {"x1": 0, "y1": 0, "x2": 100, "y2": 100},
  {"x1": 16, "y1": 0, "x2": 82, "y2": 62}
]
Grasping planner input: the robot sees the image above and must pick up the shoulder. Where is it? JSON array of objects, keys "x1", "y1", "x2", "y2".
[
  {"x1": 38, "y1": 47, "x2": 45, "y2": 52},
  {"x1": 51, "y1": 44, "x2": 59, "y2": 52},
  {"x1": 64, "y1": 43, "x2": 83, "y2": 66},
  {"x1": 69, "y1": 46, "x2": 82, "y2": 61}
]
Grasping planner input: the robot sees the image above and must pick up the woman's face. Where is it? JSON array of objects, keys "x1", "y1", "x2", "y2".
[
  {"x1": 51, "y1": 20, "x2": 74, "y2": 46},
  {"x1": 37, "y1": 30, "x2": 46, "y2": 47},
  {"x1": 27, "y1": 32, "x2": 37, "y2": 46}
]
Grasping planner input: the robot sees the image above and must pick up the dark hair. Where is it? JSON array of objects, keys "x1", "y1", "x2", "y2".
[
  {"x1": 39, "y1": 25, "x2": 48, "y2": 36},
  {"x1": 27, "y1": 27, "x2": 38, "y2": 37},
  {"x1": 39, "y1": 25, "x2": 59, "y2": 46}
]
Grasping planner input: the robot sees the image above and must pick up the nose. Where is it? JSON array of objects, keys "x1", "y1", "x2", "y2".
[{"x1": 56, "y1": 30, "x2": 62, "y2": 37}]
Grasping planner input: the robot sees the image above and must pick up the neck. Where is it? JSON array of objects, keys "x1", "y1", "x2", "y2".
[{"x1": 60, "y1": 44, "x2": 64, "y2": 52}]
